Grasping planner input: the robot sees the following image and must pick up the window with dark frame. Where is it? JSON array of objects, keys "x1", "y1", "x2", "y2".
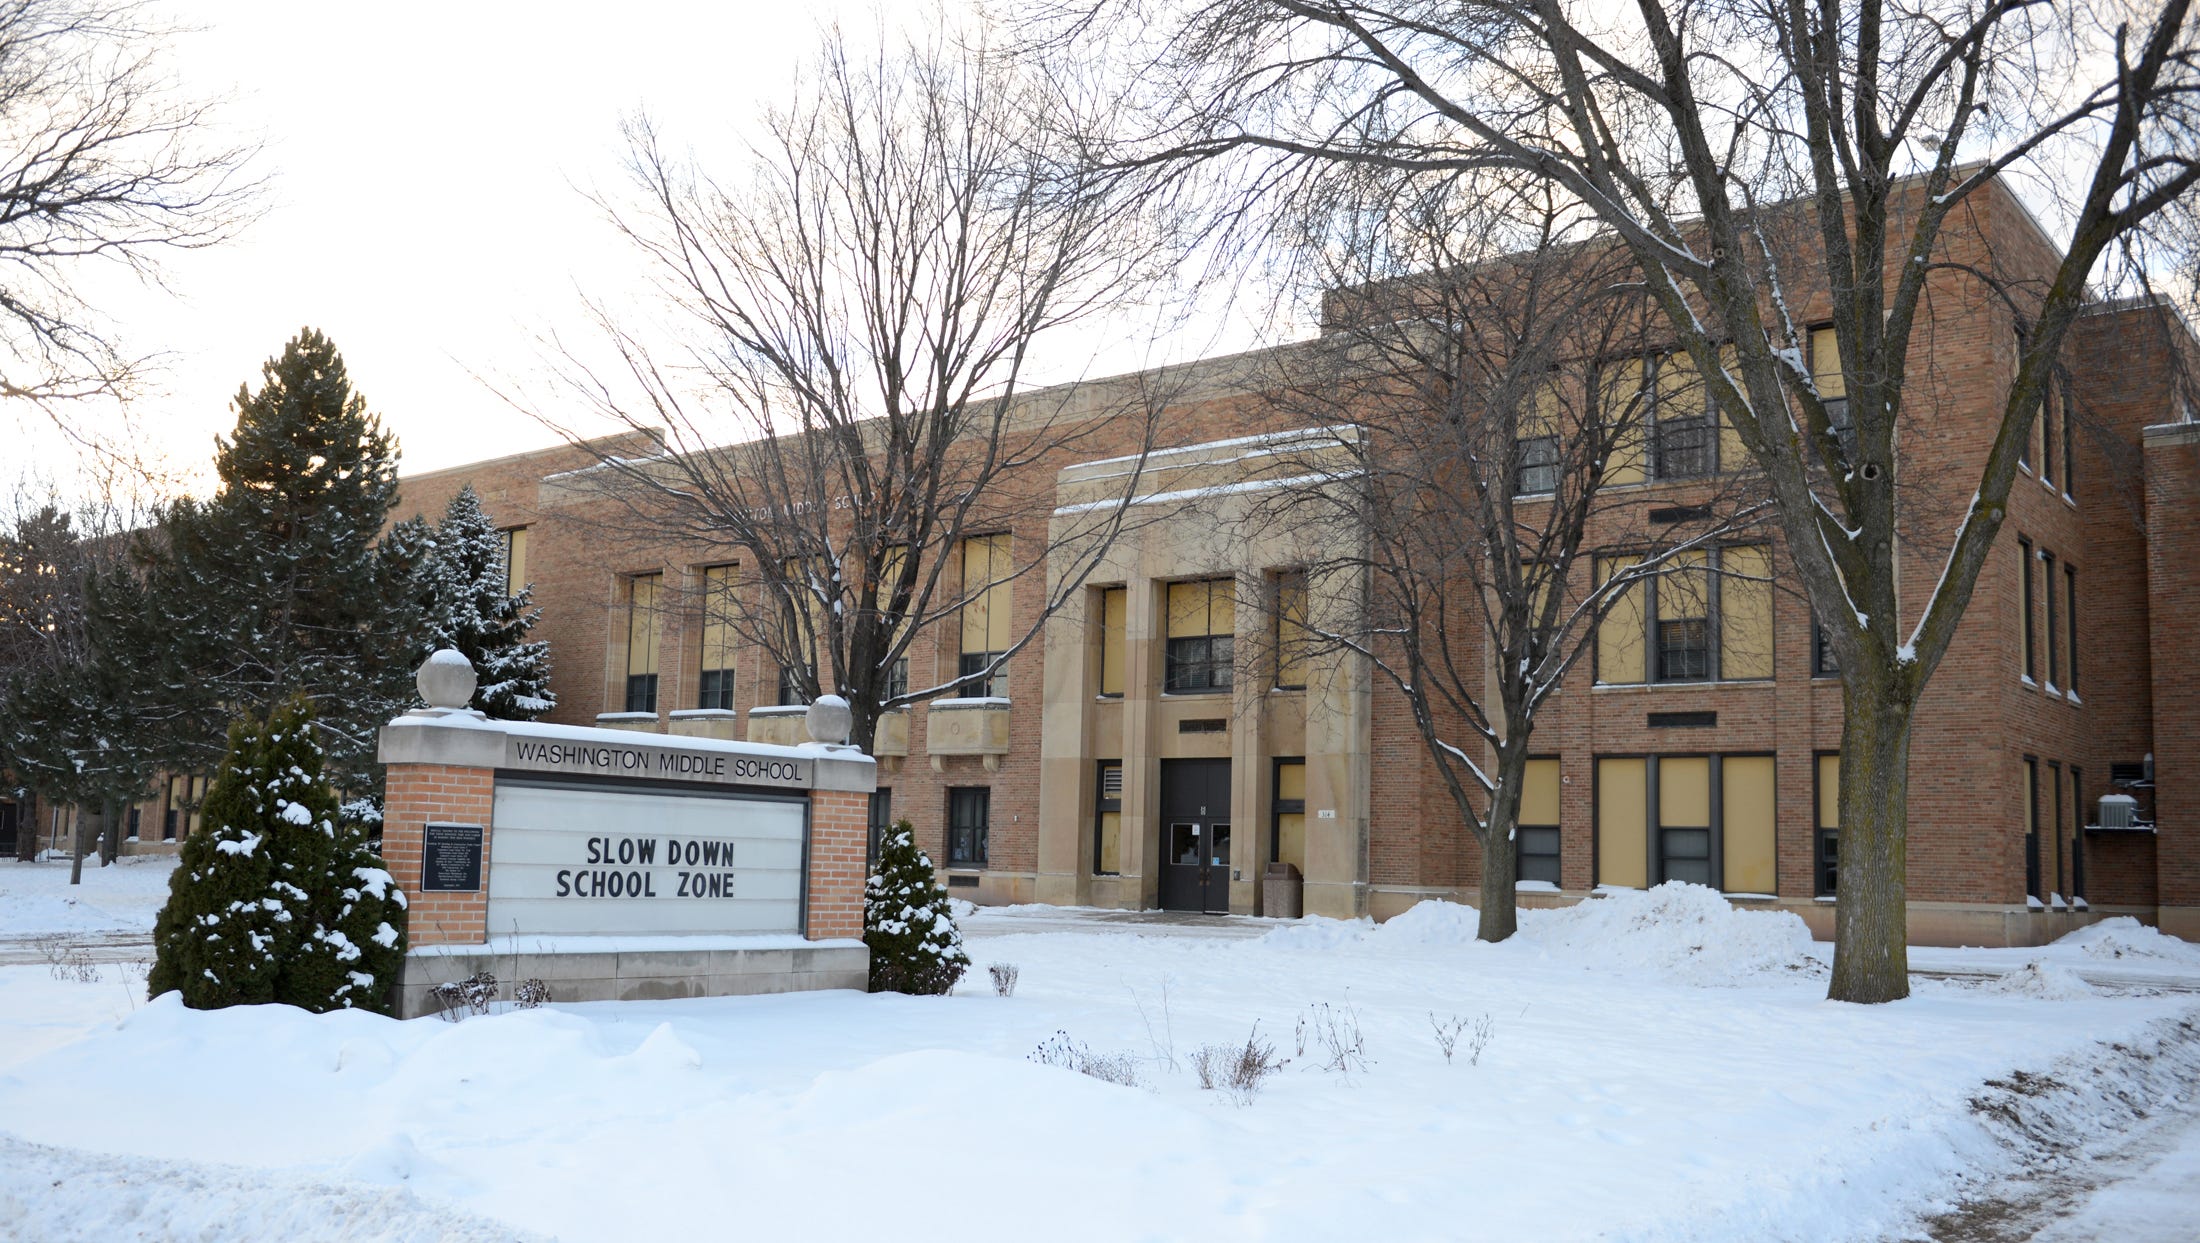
[
  {"x1": 1097, "y1": 586, "x2": 1127, "y2": 697},
  {"x1": 2040, "y1": 388, "x2": 2058, "y2": 489},
  {"x1": 1272, "y1": 758, "x2": 1307, "y2": 878},
  {"x1": 2062, "y1": 380, "x2": 2077, "y2": 498},
  {"x1": 947, "y1": 787, "x2": 990, "y2": 868},
  {"x1": 867, "y1": 788, "x2": 892, "y2": 867},
  {"x1": 697, "y1": 563, "x2": 737, "y2": 711},
  {"x1": 2018, "y1": 538, "x2": 2036, "y2": 681},
  {"x1": 1815, "y1": 752, "x2": 1840, "y2": 897},
  {"x1": 1596, "y1": 546, "x2": 1771, "y2": 686},
  {"x1": 1093, "y1": 762, "x2": 1123, "y2": 875},
  {"x1": 884, "y1": 656, "x2": 909, "y2": 702},
  {"x1": 2025, "y1": 756, "x2": 2042, "y2": 900},
  {"x1": 501, "y1": 526, "x2": 530, "y2": 597},
  {"x1": 2050, "y1": 761, "x2": 2065, "y2": 897},
  {"x1": 2043, "y1": 550, "x2": 2060, "y2": 688},
  {"x1": 1650, "y1": 352, "x2": 1716, "y2": 480},
  {"x1": 2071, "y1": 766, "x2": 2086, "y2": 900},
  {"x1": 1517, "y1": 757, "x2": 1561, "y2": 886},
  {"x1": 1275, "y1": 570, "x2": 1310, "y2": 690},
  {"x1": 1812, "y1": 621, "x2": 1840, "y2": 677},
  {"x1": 1514, "y1": 434, "x2": 1559, "y2": 496},
  {"x1": 2066, "y1": 566, "x2": 2079, "y2": 695},
  {"x1": 624, "y1": 572, "x2": 661, "y2": 714},
  {"x1": 1811, "y1": 326, "x2": 1855, "y2": 462},
  {"x1": 958, "y1": 536, "x2": 1011, "y2": 698},
  {"x1": 1164, "y1": 578, "x2": 1235, "y2": 693},
  {"x1": 777, "y1": 665, "x2": 810, "y2": 707}
]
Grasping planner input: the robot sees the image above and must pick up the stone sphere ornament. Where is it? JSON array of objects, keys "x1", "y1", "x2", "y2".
[
  {"x1": 806, "y1": 694, "x2": 853, "y2": 746},
  {"x1": 417, "y1": 648, "x2": 479, "y2": 711}
]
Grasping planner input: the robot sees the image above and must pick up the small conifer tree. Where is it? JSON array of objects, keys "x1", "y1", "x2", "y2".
[
  {"x1": 419, "y1": 485, "x2": 553, "y2": 719},
  {"x1": 864, "y1": 819, "x2": 969, "y2": 995},
  {"x1": 149, "y1": 697, "x2": 409, "y2": 1013}
]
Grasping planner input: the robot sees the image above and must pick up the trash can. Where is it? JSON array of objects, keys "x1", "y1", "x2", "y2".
[{"x1": 1263, "y1": 861, "x2": 1304, "y2": 919}]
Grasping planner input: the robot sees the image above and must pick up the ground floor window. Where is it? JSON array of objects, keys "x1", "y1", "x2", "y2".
[
  {"x1": 1595, "y1": 753, "x2": 1776, "y2": 894},
  {"x1": 1815, "y1": 753, "x2": 1840, "y2": 897},
  {"x1": 1094, "y1": 762, "x2": 1123, "y2": 875},
  {"x1": 867, "y1": 788, "x2": 892, "y2": 868},
  {"x1": 1516, "y1": 758, "x2": 1561, "y2": 886},
  {"x1": 948, "y1": 787, "x2": 989, "y2": 868},
  {"x1": 1272, "y1": 759, "x2": 1306, "y2": 875}
]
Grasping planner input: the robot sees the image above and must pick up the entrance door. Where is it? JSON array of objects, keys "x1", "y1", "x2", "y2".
[{"x1": 1158, "y1": 759, "x2": 1232, "y2": 913}]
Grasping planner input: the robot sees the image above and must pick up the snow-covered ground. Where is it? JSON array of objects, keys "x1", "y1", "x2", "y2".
[
  {"x1": 2, "y1": 883, "x2": 2197, "y2": 1242},
  {"x1": 0, "y1": 855, "x2": 178, "y2": 940}
]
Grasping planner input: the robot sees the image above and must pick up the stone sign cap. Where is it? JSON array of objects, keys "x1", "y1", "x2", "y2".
[{"x1": 418, "y1": 649, "x2": 478, "y2": 711}]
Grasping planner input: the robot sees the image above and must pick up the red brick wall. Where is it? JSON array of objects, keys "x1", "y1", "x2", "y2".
[
  {"x1": 807, "y1": 789, "x2": 869, "y2": 939},
  {"x1": 2144, "y1": 425, "x2": 2200, "y2": 917},
  {"x1": 381, "y1": 763, "x2": 496, "y2": 946}
]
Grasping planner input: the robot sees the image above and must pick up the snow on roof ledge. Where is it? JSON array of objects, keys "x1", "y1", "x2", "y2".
[{"x1": 377, "y1": 709, "x2": 876, "y2": 794}]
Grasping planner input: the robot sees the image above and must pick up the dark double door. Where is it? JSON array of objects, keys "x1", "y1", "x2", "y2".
[{"x1": 1159, "y1": 759, "x2": 1231, "y2": 914}]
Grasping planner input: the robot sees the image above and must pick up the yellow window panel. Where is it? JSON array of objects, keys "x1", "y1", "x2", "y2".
[
  {"x1": 1714, "y1": 344, "x2": 1745, "y2": 470},
  {"x1": 1722, "y1": 756, "x2": 1777, "y2": 894},
  {"x1": 1276, "y1": 571, "x2": 1310, "y2": 688},
  {"x1": 1209, "y1": 579, "x2": 1235, "y2": 637},
  {"x1": 1521, "y1": 758, "x2": 1560, "y2": 826},
  {"x1": 1817, "y1": 754, "x2": 1841, "y2": 830},
  {"x1": 1099, "y1": 586, "x2": 1127, "y2": 696},
  {"x1": 1601, "y1": 360, "x2": 1647, "y2": 486},
  {"x1": 1810, "y1": 327, "x2": 1845, "y2": 398},
  {"x1": 1659, "y1": 756, "x2": 1712, "y2": 827},
  {"x1": 1524, "y1": 375, "x2": 1564, "y2": 439},
  {"x1": 503, "y1": 527, "x2": 529, "y2": 596},
  {"x1": 1276, "y1": 812, "x2": 1306, "y2": 874},
  {"x1": 1597, "y1": 757, "x2": 1648, "y2": 888},
  {"x1": 1277, "y1": 760, "x2": 1306, "y2": 801},
  {"x1": 1097, "y1": 810, "x2": 1122, "y2": 875},
  {"x1": 1720, "y1": 545, "x2": 1774, "y2": 680},
  {"x1": 1166, "y1": 578, "x2": 1233, "y2": 639},
  {"x1": 626, "y1": 573, "x2": 661, "y2": 678},
  {"x1": 1658, "y1": 550, "x2": 1709, "y2": 622},
  {"x1": 960, "y1": 536, "x2": 1012, "y2": 654},
  {"x1": 1657, "y1": 349, "x2": 1704, "y2": 416},
  {"x1": 1596, "y1": 555, "x2": 1645, "y2": 684},
  {"x1": 700, "y1": 564, "x2": 737, "y2": 674}
]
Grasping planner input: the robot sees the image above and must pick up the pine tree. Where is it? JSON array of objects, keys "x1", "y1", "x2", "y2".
[
  {"x1": 132, "y1": 329, "x2": 416, "y2": 792},
  {"x1": 863, "y1": 819, "x2": 969, "y2": 995},
  {"x1": 148, "y1": 698, "x2": 409, "y2": 1013},
  {"x1": 417, "y1": 485, "x2": 553, "y2": 719}
]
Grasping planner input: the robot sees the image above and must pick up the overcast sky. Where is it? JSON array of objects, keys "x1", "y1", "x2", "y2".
[{"x1": 13, "y1": 1, "x2": 1262, "y2": 506}]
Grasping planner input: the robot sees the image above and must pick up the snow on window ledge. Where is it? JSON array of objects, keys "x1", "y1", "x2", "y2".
[{"x1": 1514, "y1": 880, "x2": 1560, "y2": 893}]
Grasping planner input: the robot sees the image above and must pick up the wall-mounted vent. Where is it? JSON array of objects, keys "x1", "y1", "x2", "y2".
[
  {"x1": 1647, "y1": 711, "x2": 1718, "y2": 729},
  {"x1": 2110, "y1": 761, "x2": 2152, "y2": 787},
  {"x1": 946, "y1": 873, "x2": 981, "y2": 888},
  {"x1": 1100, "y1": 765, "x2": 1124, "y2": 797},
  {"x1": 1179, "y1": 718, "x2": 1228, "y2": 734},
  {"x1": 1649, "y1": 505, "x2": 1712, "y2": 525}
]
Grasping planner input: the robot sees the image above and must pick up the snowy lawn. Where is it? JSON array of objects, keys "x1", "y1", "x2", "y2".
[
  {"x1": 2, "y1": 886, "x2": 2197, "y2": 1242},
  {"x1": 0, "y1": 855, "x2": 179, "y2": 939}
]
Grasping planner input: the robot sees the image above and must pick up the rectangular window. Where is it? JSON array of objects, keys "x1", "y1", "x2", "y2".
[
  {"x1": 776, "y1": 556, "x2": 820, "y2": 707},
  {"x1": 959, "y1": 535, "x2": 1012, "y2": 697},
  {"x1": 947, "y1": 787, "x2": 990, "y2": 868},
  {"x1": 777, "y1": 664, "x2": 809, "y2": 707},
  {"x1": 2062, "y1": 382, "x2": 2077, "y2": 498},
  {"x1": 1273, "y1": 758, "x2": 1307, "y2": 876},
  {"x1": 1097, "y1": 586, "x2": 1126, "y2": 697},
  {"x1": 1094, "y1": 762, "x2": 1123, "y2": 875},
  {"x1": 1815, "y1": 753, "x2": 1841, "y2": 897},
  {"x1": 502, "y1": 526, "x2": 530, "y2": 597},
  {"x1": 2018, "y1": 538, "x2": 2036, "y2": 681},
  {"x1": 624, "y1": 572, "x2": 661, "y2": 713},
  {"x1": 697, "y1": 564, "x2": 737, "y2": 711},
  {"x1": 1514, "y1": 375, "x2": 1562, "y2": 495},
  {"x1": 1656, "y1": 756, "x2": 1713, "y2": 886},
  {"x1": 1811, "y1": 326, "x2": 1853, "y2": 460},
  {"x1": 1813, "y1": 621, "x2": 1840, "y2": 677},
  {"x1": 1518, "y1": 757, "x2": 1561, "y2": 886},
  {"x1": 2042, "y1": 550, "x2": 2059, "y2": 689},
  {"x1": 1718, "y1": 545, "x2": 1773, "y2": 680},
  {"x1": 875, "y1": 545, "x2": 912, "y2": 705},
  {"x1": 1275, "y1": 570, "x2": 1310, "y2": 690},
  {"x1": 2070, "y1": 767, "x2": 2087, "y2": 900},
  {"x1": 2050, "y1": 761, "x2": 2065, "y2": 898},
  {"x1": 2040, "y1": 388, "x2": 2058, "y2": 489},
  {"x1": 1651, "y1": 351, "x2": 1715, "y2": 479},
  {"x1": 1723, "y1": 755, "x2": 1777, "y2": 894},
  {"x1": 867, "y1": 788, "x2": 892, "y2": 868},
  {"x1": 1597, "y1": 359, "x2": 1648, "y2": 486},
  {"x1": 1595, "y1": 757, "x2": 1649, "y2": 888},
  {"x1": 2024, "y1": 756, "x2": 2041, "y2": 899},
  {"x1": 1164, "y1": 578, "x2": 1235, "y2": 693},
  {"x1": 2066, "y1": 566, "x2": 2079, "y2": 695},
  {"x1": 884, "y1": 657, "x2": 909, "y2": 702},
  {"x1": 1595, "y1": 556, "x2": 1646, "y2": 684}
]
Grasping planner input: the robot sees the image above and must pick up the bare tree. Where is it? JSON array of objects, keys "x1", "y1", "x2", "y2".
[
  {"x1": 1245, "y1": 175, "x2": 1766, "y2": 940},
  {"x1": 1051, "y1": 0, "x2": 2200, "y2": 1001},
  {"x1": 534, "y1": 20, "x2": 1172, "y2": 750},
  {"x1": 0, "y1": 0, "x2": 259, "y2": 432}
]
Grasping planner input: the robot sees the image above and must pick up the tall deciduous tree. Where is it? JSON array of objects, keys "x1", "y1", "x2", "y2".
[
  {"x1": 134, "y1": 329, "x2": 415, "y2": 790},
  {"x1": 1060, "y1": 0, "x2": 2200, "y2": 1002},
  {"x1": 535, "y1": 19, "x2": 1173, "y2": 751},
  {"x1": 1250, "y1": 182, "x2": 1766, "y2": 941}
]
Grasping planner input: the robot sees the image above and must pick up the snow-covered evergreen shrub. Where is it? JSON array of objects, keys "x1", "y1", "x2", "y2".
[
  {"x1": 147, "y1": 698, "x2": 408, "y2": 1014},
  {"x1": 863, "y1": 818, "x2": 969, "y2": 995},
  {"x1": 415, "y1": 485, "x2": 553, "y2": 720}
]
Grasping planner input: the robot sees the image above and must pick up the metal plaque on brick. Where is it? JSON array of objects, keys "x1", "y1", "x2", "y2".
[{"x1": 422, "y1": 822, "x2": 485, "y2": 893}]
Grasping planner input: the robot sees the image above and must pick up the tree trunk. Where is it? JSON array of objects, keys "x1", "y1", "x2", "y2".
[
  {"x1": 1474, "y1": 745, "x2": 1530, "y2": 943},
  {"x1": 100, "y1": 798, "x2": 121, "y2": 865},
  {"x1": 69, "y1": 806, "x2": 97, "y2": 885},
  {"x1": 1827, "y1": 687, "x2": 1914, "y2": 1003},
  {"x1": 14, "y1": 790, "x2": 35, "y2": 862}
]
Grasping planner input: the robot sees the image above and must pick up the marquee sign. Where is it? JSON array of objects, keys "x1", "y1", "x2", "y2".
[
  {"x1": 485, "y1": 782, "x2": 806, "y2": 935},
  {"x1": 501, "y1": 735, "x2": 809, "y2": 790}
]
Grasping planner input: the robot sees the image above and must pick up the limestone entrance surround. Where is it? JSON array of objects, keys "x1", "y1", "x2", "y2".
[{"x1": 378, "y1": 655, "x2": 876, "y2": 1017}]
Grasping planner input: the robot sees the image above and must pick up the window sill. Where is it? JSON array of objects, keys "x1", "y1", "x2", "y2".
[
  {"x1": 669, "y1": 709, "x2": 739, "y2": 721},
  {"x1": 2065, "y1": 690, "x2": 2082, "y2": 706},
  {"x1": 1160, "y1": 689, "x2": 1233, "y2": 698},
  {"x1": 1589, "y1": 678, "x2": 1777, "y2": 692}
]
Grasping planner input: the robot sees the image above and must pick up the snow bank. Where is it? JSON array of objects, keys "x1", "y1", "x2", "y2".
[
  {"x1": 1983, "y1": 960, "x2": 2099, "y2": 1000},
  {"x1": 1255, "y1": 883, "x2": 1822, "y2": 985},
  {"x1": 2055, "y1": 916, "x2": 2200, "y2": 966}
]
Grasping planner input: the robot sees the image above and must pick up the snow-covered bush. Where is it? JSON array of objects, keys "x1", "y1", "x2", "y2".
[
  {"x1": 1192, "y1": 1024, "x2": 1286, "y2": 1104},
  {"x1": 987, "y1": 961, "x2": 1019, "y2": 997},
  {"x1": 147, "y1": 698, "x2": 408, "y2": 1014},
  {"x1": 863, "y1": 818, "x2": 969, "y2": 995},
  {"x1": 1028, "y1": 1030, "x2": 1141, "y2": 1087}
]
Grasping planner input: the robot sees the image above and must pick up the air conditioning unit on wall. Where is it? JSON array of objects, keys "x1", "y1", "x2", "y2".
[{"x1": 2097, "y1": 793, "x2": 2141, "y2": 830}]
